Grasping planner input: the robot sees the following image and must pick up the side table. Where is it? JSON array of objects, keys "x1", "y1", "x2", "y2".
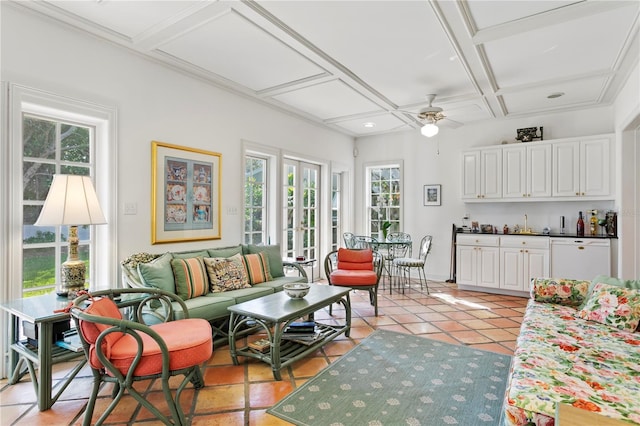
[
  {"x1": 1, "y1": 292, "x2": 85, "y2": 411},
  {"x1": 283, "y1": 257, "x2": 317, "y2": 282},
  {"x1": 1, "y1": 291, "x2": 147, "y2": 411}
]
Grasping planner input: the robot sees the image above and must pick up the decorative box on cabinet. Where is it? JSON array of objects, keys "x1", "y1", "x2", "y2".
[
  {"x1": 552, "y1": 137, "x2": 610, "y2": 198},
  {"x1": 456, "y1": 235, "x2": 500, "y2": 288},
  {"x1": 502, "y1": 144, "x2": 552, "y2": 199},
  {"x1": 499, "y1": 236, "x2": 549, "y2": 292},
  {"x1": 461, "y1": 148, "x2": 502, "y2": 200}
]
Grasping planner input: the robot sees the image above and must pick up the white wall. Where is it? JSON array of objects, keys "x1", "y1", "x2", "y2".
[
  {"x1": 613, "y1": 61, "x2": 640, "y2": 278},
  {"x1": 0, "y1": 5, "x2": 354, "y2": 279},
  {"x1": 355, "y1": 108, "x2": 617, "y2": 281}
]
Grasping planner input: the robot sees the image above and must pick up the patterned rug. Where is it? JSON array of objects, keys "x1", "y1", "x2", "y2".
[{"x1": 268, "y1": 329, "x2": 512, "y2": 426}]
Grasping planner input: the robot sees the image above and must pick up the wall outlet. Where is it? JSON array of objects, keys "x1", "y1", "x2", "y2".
[
  {"x1": 227, "y1": 207, "x2": 238, "y2": 215},
  {"x1": 463, "y1": 213, "x2": 470, "y2": 220},
  {"x1": 124, "y1": 202, "x2": 137, "y2": 215}
]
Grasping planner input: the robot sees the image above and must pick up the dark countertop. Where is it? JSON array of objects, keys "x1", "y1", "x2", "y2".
[{"x1": 456, "y1": 230, "x2": 617, "y2": 239}]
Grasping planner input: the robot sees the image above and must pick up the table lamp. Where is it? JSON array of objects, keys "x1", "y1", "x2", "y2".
[{"x1": 34, "y1": 175, "x2": 106, "y2": 297}]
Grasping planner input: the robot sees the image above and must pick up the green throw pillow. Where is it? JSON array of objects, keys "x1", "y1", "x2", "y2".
[
  {"x1": 246, "y1": 244, "x2": 284, "y2": 278},
  {"x1": 172, "y1": 250, "x2": 210, "y2": 259},
  {"x1": 207, "y1": 245, "x2": 243, "y2": 259},
  {"x1": 137, "y1": 252, "x2": 175, "y2": 294}
]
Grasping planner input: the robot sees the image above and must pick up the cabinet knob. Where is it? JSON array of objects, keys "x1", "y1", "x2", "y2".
[
  {"x1": 581, "y1": 192, "x2": 585, "y2": 196},
  {"x1": 576, "y1": 192, "x2": 579, "y2": 196},
  {"x1": 522, "y1": 241, "x2": 526, "y2": 245}
]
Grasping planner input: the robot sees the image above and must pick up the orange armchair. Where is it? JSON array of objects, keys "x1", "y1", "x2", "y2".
[
  {"x1": 324, "y1": 248, "x2": 383, "y2": 316},
  {"x1": 70, "y1": 288, "x2": 212, "y2": 426}
]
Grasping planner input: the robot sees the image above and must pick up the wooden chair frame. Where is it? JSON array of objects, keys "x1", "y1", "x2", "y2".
[
  {"x1": 70, "y1": 288, "x2": 210, "y2": 426},
  {"x1": 324, "y1": 249, "x2": 384, "y2": 316}
]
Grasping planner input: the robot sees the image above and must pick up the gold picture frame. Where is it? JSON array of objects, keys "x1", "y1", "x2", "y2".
[{"x1": 151, "y1": 141, "x2": 221, "y2": 244}]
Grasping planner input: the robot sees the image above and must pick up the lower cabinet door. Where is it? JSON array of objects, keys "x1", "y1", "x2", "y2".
[
  {"x1": 477, "y1": 247, "x2": 500, "y2": 288},
  {"x1": 501, "y1": 249, "x2": 524, "y2": 291}
]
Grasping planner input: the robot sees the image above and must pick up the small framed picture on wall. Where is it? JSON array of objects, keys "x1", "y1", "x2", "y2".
[{"x1": 423, "y1": 184, "x2": 441, "y2": 206}]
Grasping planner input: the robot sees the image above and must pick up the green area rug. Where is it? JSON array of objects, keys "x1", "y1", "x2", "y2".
[{"x1": 268, "y1": 329, "x2": 511, "y2": 425}]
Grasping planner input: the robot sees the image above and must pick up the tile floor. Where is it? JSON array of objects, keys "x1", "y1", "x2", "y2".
[{"x1": 0, "y1": 280, "x2": 529, "y2": 425}]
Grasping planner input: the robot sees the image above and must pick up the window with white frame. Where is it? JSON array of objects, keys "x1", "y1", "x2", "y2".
[
  {"x1": 244, "y1": 155, "x2": 268, "y2": 245},
  {"x1": 8, "y1": 85, "x2": 116, "y2": 300},
  {"x1": 366, "y1": 164, "x2": 402, "y2": 238},
  {"x1": 331, "y1": 172, "x2": 341, "y2": 250},
  {"x1": 22, "y1": 114, "x2": 96, "y2": 296}
]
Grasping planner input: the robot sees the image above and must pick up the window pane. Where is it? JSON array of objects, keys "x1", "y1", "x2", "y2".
[
  {"x1": 23, "y1": 247, "x2": 56, "y2": 293},
  {"x1": 60, "y1": 124, "x2": 90, "y2": 163},
  {"x1": 23, "y1": 162, "x2": 55, "y2": 201},
  {"x1": 23, "y1": 116, "x2": 56, "y2": 159}
]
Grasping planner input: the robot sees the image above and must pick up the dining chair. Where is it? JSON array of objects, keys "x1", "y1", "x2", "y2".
[
  {"x1": 384, "y1": 233, "x2": 412, "y2": 293},
  {"x1": 343, "y1": 232, "x2": 356, "y2": 248},
  {"x1": 392, "y1": 235, "x2": 433, "y2": 294},
  {"x1": 70, "y1": 288, "x2": 213, "y2": 426},
  {"x1": 324, "y1": 248, "x2": 384, "y2": 316},
  {"x1": 354, "y1": 235, "x2": 379, "y2": 250}
]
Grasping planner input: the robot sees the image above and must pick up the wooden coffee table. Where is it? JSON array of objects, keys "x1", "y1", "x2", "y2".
[{"x1": 227, "y1": 284, "x2": 351, "y2": 380}]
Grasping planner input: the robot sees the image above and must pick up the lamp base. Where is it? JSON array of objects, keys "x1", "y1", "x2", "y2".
[{"x1": 57, "y1": 259, "x2": 86, "y2": 298}]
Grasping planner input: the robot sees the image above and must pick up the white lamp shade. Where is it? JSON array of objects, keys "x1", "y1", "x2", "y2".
[
  {"x1": 35, "y1": 175, "x2": 107, "y2": 226},
  {"x1": 421, "y1": 123, "x2": 439, "y2": 137}
]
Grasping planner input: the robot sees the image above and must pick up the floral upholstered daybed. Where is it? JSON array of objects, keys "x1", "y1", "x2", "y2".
[{"x1": 503, "y1": 275, "x2": 640, "y2": 425}]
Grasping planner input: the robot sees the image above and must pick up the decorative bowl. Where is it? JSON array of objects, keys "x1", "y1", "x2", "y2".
[{"x1": 283, "y1": 282, "x2": 310, "y2": 299}]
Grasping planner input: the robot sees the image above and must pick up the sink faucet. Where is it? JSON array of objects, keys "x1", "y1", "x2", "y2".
[{"x1": 524, "y1": 214, "x2": 529, "y2": 232}]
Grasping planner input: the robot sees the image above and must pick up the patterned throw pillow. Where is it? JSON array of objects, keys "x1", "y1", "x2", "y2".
[
  {"x1": 203, "y1": 254, "x2": 250, "y2": 292},
  {"x1": 531, "y1": 278, "x2": 590, "y2": 307},
  {"x1": 171, "y1": 257, "x2": 208, "y2": 300},
  {"x1": 242, "y1": 252, "x2": 272, "y2": 285},
  {"x1": 575, "y1": 282, "x2": 640, "y2": 332}
]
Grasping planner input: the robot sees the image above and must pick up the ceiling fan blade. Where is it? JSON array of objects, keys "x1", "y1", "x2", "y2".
[{"x1": 440, "y1": 117, "x2": 463, "y2": 129}]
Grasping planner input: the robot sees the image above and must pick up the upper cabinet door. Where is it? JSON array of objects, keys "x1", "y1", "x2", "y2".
[
  {"x1": 581, "y1": 138, "x2": 610, "y2": 196},
  {"x1": 552, "y1": 141, "x2": 580, "y2": 197},
  {"x1": 481, "y1": 149, "x2": 502, "y2": 199},
  {"x1": 527, "y1": 144, "x2": 552, "y2": 198},
  {"x1": 502, "y1": 146, "x2": 526, "y2": 199},
  {"x1": 461, "y1": 150, "x2": 480, "y2": 199}
]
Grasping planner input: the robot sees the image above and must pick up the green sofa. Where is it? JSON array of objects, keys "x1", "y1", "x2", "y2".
[{"x1": 121, "y1": 244, "x2": 307, "y2": 341}]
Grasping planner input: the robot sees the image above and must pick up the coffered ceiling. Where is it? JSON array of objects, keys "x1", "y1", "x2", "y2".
[{"x1": 12, "y1": 0, "x2": 640, "y2": 137}]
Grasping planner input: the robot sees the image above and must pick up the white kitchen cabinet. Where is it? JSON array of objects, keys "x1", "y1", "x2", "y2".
[
  {"x1": 500, "y1": 236, "x2": 549, "y2": 292},
  {"x1": 502, "y1": 144, "x2": 552, "y2": 199},
  {"x1": 552, "y1": 137, "x2": 610, "y2": 198},
  {"x1": 456, "y1": 235, "x2": 500, "y2": 288},
  {"x1": 461, "y1": 148, "x2": 502, "y2": 200}
]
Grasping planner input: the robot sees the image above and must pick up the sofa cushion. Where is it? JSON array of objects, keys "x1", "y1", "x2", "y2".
[
  {"x1": 137, "y1": 252, "x2": 175, "y2": 294},
  {"x1": 575, "y1": 282, "x2": 640, "y2": 332},
  {"x1": 530, "y1": 278, "x2": 590, "y2": 307},
  {"x1": 172, "y1": 250, "x2": 209, "y2": 259},
  {"x1": 242, "y1": 252, "x2": 272, "y2": 285},
  {"x1": 170, "y1": 294, "x2": 237, "y2": 321},
  {"x1": 217, "y1": 285, "x2": 274, "y2": 303},
  {"x1": 245, "y1": 244, "x2": 284, "y2": 278},
  {"x1": 171, "y1": 257, "x2": 209, "y2": 300},
  {"x1": 337, "y1": 248, "x2": 374, "y2": 271},
  {"x1": 207, "y1": 245, "x2": 243, "y2": 259},
  {"x1": 204, "y1": 254, "x2": 250, "y2": 292},
  {"x1": 256, "y1": 275, "x2": 306, "y2": 292}
]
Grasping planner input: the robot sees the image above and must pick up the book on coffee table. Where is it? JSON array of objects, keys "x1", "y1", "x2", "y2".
[{"x1": 248, "y1": 338, "x2": 271, "y2": 353}]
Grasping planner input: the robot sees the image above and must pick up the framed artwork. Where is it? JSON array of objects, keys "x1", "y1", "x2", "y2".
[
  {"x1": 423, "y1": 184, "x2": 441, "y2": 206},
  {"x1": 151, "y1": 141, "x2": 221, "y2": 244}
]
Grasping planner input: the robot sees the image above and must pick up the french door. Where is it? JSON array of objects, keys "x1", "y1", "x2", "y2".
[{"x1": 282, "y1": 160, "x2": 319, "y2": 261}]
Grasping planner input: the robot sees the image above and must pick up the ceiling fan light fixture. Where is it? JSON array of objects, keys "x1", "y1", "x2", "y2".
[
  {"x1": 421, "y1": 123, "x2": 439, "y2": 137},
  {"x1": 363, "y1": 122, "x2": 376, "y2": 128}
]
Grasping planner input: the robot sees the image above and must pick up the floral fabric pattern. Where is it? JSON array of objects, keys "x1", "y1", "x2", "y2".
[
  {"x1": 503, "y1": 300, "x2": 640, "y2": 425},
  {"x1": 575, "y1": 282, "x2": 640, "y2": 332},
  {"x1": 530, "y1": 278, "x2": 590, "y2": 307},
  {"x1": 204, "y1": 254, "x2": 250, "y2": 292}
]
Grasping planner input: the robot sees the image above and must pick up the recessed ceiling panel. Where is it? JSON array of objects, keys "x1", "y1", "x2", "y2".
[
  {"x1": 260, "y1": 1, "x2": 475, "y2": 107},
  {"x1": 501, "y1": 76, "x2": 607, "y2": 114},
  {"x1": 44, "y1": 0, "x2": 201, "y2": 38},
  {"x1": 157, "y1": 10, "x2": 325, "y2": 91},
  {"x1": 272, "y1": 80, "x2": 383, "y2": 120},
  {"x1": 484, "y1": 5, "x2": 637, "y2": 89},
  {"x1": 467, "y1": 1, "x2": 581, "y2": 30},
  {"x1": 334, "y1": 114, "x2": 411, "y2": 135}
]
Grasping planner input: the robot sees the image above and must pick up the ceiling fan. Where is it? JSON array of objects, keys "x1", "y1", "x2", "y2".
[{"x1": 413, "y1": 94, "x2": 462, "y2": 137}]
